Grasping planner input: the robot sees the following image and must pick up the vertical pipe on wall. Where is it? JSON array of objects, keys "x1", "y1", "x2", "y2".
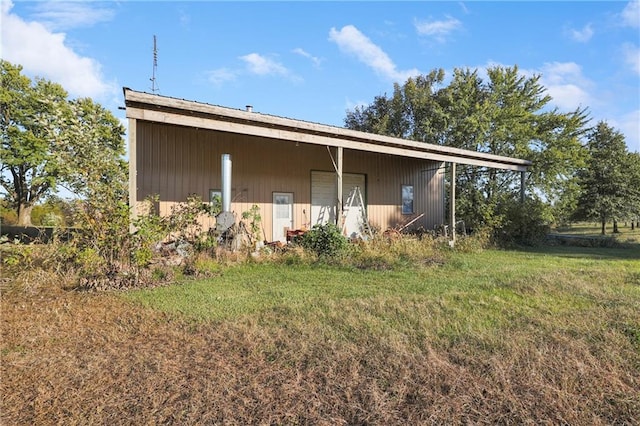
[
  {"x1": 221, "y1": 154, "x2": 232, "y2": 212},
  {"x1": 128, "y1": 118, "x2": 138, "y2": 233}
]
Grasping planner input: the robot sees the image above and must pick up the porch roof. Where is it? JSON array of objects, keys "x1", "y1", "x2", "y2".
[{"x1": 124, "y1": 88, "x2": 531, "y2": 172}]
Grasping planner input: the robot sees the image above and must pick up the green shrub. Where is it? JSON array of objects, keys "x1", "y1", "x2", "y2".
[
  {"x1": 297, "y1": 223, "x2": 348, "y2": 259},
  {"x1": 0, "y1": 198, "x2": 17, "y2": 225},
  {"x1": 76, "y1": 247, "x2": 107, "y2": 277},
  {"x1": 64, "y1": 194, "x2": 215, "y2": 289},
  {"x1": 454, "y1": 228, "x2": 492, "y2": 253},
  {"x1": 492, "y1": 198, "x2": 552, "y2": 246},
  {"x1": 1, "y1": 245, "x2": 33, "y2": 272}
]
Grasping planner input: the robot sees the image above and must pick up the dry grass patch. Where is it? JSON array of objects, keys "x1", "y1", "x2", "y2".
[{"x1": 2, "y1": 246, "x2": 639, "y2": 424}]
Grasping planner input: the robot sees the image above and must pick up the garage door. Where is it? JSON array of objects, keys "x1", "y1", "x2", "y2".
[{"x1": 311, "y1": 171, "x2": 366, "y2": 238}]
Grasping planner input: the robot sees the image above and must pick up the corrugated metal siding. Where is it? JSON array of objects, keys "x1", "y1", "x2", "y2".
[
  {"x1": 135, "y1": 121, "x2": 445, "y2": 239},
  {"x1": 342, "y1": 151, "x2": 444, "y2": 232}
]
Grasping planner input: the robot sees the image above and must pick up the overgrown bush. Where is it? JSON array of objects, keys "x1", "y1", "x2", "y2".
[
  {"x1": 296, "y1": 223, "x2": 348, "y2": 259},
  {"x1": 489, "y1": 197, "x2": 552, "y2": 246},
  {"x1": 453, "y1": 227, "x2": 493, "y2": 253},
  {"x1": 66, "y1": 194, "x2": 215, "y2": 289},
  {"x1": 348, "y1": 233, "x2": 444, "y2": 270},
  {"x1": 0, "y1": 198, "x2": 17, "y2": 225},
  {"x1": 0, "y1": 239, "x2": 79, "y2": 293}
]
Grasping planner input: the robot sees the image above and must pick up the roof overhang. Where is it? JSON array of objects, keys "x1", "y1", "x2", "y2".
[{"x1": 124, "y1": 88, "x2": 531, "y2": 172}]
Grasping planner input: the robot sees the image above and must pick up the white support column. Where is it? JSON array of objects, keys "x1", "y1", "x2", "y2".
[
  {"x1": 450, "y1": 162, "x2": 456, "y2": 242},
  {"x1": 128, "y1": 118, "x2": 137, "y2": 233},
  {"x1": 336, "y1": 146, "x2": 343, "y2": 226}
]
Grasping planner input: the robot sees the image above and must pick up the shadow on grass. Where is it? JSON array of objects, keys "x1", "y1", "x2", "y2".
[{"x1": 520, "y1": 243, "x2": 640, "y2": 261}]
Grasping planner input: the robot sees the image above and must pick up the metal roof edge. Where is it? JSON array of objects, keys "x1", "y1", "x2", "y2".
[{"x1": 123, "y1": 88, "x2": 532, "y2": 168}]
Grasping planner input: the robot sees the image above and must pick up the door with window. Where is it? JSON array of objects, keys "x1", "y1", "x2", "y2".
[{"x1": 273, "y1": 192, "x2": 293, "y2": 242}]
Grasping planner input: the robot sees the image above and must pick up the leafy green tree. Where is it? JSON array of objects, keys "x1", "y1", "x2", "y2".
[
  {"x1": 345, "y1": 66, "x2": 589, "y2": 230},
  {"x1": 345, "y1": 69, "x2": 448, "y2": 144},
  {"x1": 0, "y1": 60, "x2": 125, "y2": 225},
  {"x1": 443, "y1": 67, "x2": 589, "y2": 228},
  {"x1": 573, "y1": 122, "x2": 638, "y2": 234},
  {"x1": 627, "y1": 152, "x2": 640, "y2": 229},
  {"x1": 63, "y1": 97, "x2": 127, "y2": 200},
  {"x1": 1, "y1": 60, "x2": 70, "y2": 225}
]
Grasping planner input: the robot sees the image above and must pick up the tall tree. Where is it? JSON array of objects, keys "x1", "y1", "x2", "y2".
[
  {"x1": 573, "y1": 122, "x2": 638, "y2": 234},
  {"x1": 344, "y1": 66, "x2": 589, "y2": 229},
  {"x1": 345, "y1": 69, "x2": 448, "y2": 144},
  {"x1": 444, "y1": 67, "x2": 589, "y2": 225},
  {"x1": 1, "y1": 61, "x2": 70, "y2": 225},
  {"x1": 627, "y1": 152, "x2": 640, "y2": 229},
  {"x1": 0, "y1": 60, "x2": 125, "y2": 225},
  {"x1": 62, "y1": 97, "x2": 127, "y2": 200}
]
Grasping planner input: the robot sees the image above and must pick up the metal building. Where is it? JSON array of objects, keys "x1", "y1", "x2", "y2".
[{"x1": 124, "y1": 88, "x2": 530, "y2": 242}]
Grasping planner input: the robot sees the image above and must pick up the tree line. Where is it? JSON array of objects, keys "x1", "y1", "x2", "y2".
[
  {"x1": 345, "y1": 66, "x2": 640, "y2": 235},
  {"x1": 2, "y1": 60, "x2": 639, "y2": 236}
]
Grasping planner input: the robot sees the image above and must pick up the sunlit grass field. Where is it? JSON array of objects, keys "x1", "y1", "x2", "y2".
[
  {"x1": 125, "y1": 246, "x2": 640, "y2": 334},
  {"x1": 3, "y1": 241, "x2": 639, "y2": 424},
  {"x1": 554, "y1": 221, "x2": 640, "y2": 243}
]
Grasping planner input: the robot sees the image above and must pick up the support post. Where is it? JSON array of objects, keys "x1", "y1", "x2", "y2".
[
  {"x1": 128, "y1": 118, "x2": 137, "y2": 233},
  {"x1": 450, "y1": 162, "x2": 456, "y2": 242},
  {"x1": 520, "y1": 171, "x2": 526, "y2": 203},
  {"x1": 336, "y1": 147, "x2": 343, "y2": 226}
]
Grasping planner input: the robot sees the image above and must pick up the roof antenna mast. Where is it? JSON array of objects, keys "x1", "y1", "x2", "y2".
[{"x1": 150, "y1": 35, "x2": 159, "y2": 93}]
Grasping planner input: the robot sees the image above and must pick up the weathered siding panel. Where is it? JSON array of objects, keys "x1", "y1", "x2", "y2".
[{"x1": 135, "y1": 121, "x2": 445, "y2": 240}]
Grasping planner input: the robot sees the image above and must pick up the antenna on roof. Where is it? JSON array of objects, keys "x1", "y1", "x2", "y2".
[{"x1": 150, "y1": 35, "x2": 159, "y2": 93}]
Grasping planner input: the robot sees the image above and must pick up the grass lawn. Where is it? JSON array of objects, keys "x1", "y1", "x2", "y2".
[
  {"x1": 554, "y1": 221, "x2": 640, "y2": 243},
  {"x1": 2, "y1": 243, "x2": 639, "y2": 424}
]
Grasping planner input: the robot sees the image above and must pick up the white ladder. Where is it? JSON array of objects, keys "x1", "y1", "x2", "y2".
[{"x1": 341, "y1": 186, "x2": 372, "y2": 239}]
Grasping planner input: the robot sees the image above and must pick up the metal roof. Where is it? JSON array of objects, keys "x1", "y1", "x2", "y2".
[{"x1": 124, "y1": 88, "x2": 531, "y2": 171}]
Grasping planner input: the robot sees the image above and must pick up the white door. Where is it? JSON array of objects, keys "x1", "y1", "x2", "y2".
[
  {"x1": 311, "y1": 171, "x2": 366, "y2": 237},
  {"x1": 311, "y1": 171, "x2": 336, "y2": 226},
  {"x1": 272, "y1": 192, "x2": 293, "y2": 242}
]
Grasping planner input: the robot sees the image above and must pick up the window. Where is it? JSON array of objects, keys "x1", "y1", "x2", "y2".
[
  {"x1": 209, "y1": 189, "x2": 222, "y2": 214},
  {"x1": 274, "y1": 194, "x2": 291, "y2": 219},
  {"x1": 402, "y1": 185, "x2": 414, "y2": 215}
]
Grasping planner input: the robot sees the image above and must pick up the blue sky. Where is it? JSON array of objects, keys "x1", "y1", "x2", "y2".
[{"x1": 2, "y1": 1, "x2": 639, "y2": 153}]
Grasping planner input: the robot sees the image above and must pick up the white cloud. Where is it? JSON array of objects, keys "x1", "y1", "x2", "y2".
[
  {"x1": 414, "y1": 16, "x2": 462, "y2": 42},
  {"x1": 568, "y1": 23, "x2": 594, "y2": 43},
  {"x1": 0, "y1": 1, "x2": 115, "y2": 100},
  {"x1": 532, "y1": 61, "x2": 638, "y2": 153},
  {"x1": 622, "y1": 42, "x2": 640, "y2": 74},
  {"x1": 240, "y1": 53, "x2": 289, "y2": 76},
  {"x1": 328, "y1": 25, "x2": 420, "y2": 82},
  {"x1": 621, "y1": 0, "x2": 640, "y2": 28},
  {"x1": 293, "y1": 48, "x2": 322, "y2": 67},
  {"x1": 29, "y1": 1, "x2": 115, "y2": 31},
  {"x1": 207, "y1": 53, "x2": 300, "y2": 87},
  {"x1": 613, "y1": 109, "x2": 640, "y2": 152},
  {"x1": 179, "y1": 9, "x2": 191, "y2": 27},
  {"x1": 206, "y1": 68, "x2": 237, "y2": 86},
  {"x1": 537, "y1": 62, "x2": 594, "y2": 110}
]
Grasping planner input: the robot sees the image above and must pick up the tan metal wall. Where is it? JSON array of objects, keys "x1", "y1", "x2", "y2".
[{"x1": 135, "y1": 121, "x2": 445, "y2": 239}]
